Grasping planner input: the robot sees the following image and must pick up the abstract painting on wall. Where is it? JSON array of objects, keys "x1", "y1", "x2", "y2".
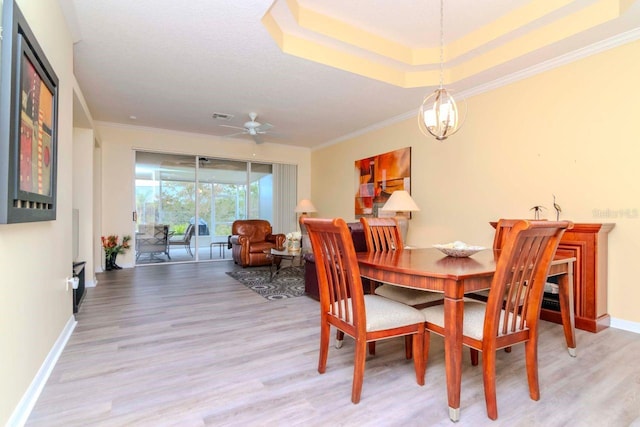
[
  {"x1": 0, "y1": 0, "x2": 58, "y2": 223},
  {"x1": 354, "y1": 147, "x2": 411, "y2": 218}
]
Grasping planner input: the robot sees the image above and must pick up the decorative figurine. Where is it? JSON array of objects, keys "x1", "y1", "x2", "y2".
[
  {"x1": 530, "y1": 205, "x2": 546, "y2": 220},
  {"x1": 553, "y1": 195, "x2": 562, "y2": 220}
]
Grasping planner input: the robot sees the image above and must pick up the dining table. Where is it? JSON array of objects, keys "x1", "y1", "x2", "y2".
[{"x1": 356, "y1": 247, "x2": 576, "y2": 422}]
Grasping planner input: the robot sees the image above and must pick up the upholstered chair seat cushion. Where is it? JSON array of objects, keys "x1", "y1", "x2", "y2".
[
  {"x1": 421, "y1": 301, "x2": 526, "y2": 340},
  {"x1": 375, "y1": 285, "x2": 444, "y2": 306},
  {"x1": 332, "y1": 295, "x2": 425, "y2": 332}
]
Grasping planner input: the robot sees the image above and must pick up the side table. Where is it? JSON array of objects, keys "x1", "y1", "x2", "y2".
[
  {"x1": 264, "y1": 248, "x2": 303, "y2": 281},
  {"x1": 210, "y1": 241, "x2": 227, "y2": 259}
]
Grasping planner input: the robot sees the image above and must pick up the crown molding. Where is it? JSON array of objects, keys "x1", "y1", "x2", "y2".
[
  {"x1": 318, "y1": 27, "x2": 640, "y2": 150},
  {"x1": 461, "y1": 27, "x2": 640, "y2": 99}
]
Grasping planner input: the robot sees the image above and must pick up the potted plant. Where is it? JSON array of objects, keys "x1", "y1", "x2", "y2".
[{"x1": 101, "y1": 234, "x2": 131, "y2": 270}]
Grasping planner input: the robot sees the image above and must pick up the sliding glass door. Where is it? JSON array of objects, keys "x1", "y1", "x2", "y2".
[
  {"x1": 198, "y1": 158, "x2": 246, "y2": 259},
  {"x1": 135, "y1": 152, "x2": 197, "y2": 264},
  {"x1": 134, "y1": 152, "x2": 278, "y2": 265}
]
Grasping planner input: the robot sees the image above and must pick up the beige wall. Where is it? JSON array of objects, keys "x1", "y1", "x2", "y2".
[
  {"x1": 97, "y1": 123, "x2": 312, "y2": 268},
  {"x1": 0, "y1": 0, "x2": 75, "y2": 424},
  {"x1": 312, "y1": 39, "x2": 640, "y2": 325},
  {"x1": 1, "y1": 3, "x2": 637, "y2": 422}
]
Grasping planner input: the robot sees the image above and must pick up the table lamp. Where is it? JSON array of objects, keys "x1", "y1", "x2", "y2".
[
  {"x1": 379, "y1": 190, "x2": 420, "y2": 243},
  {"x1": 295, "y1": 199, "x2": 317, "y2": 219},
  {"x1": 295, "y1": 199, "x2": 317, "y2": 250}
]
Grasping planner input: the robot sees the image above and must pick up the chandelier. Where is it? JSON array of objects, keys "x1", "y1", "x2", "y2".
[{"x1": 418, "y1": 0, "x2": 466, "y2": 140}]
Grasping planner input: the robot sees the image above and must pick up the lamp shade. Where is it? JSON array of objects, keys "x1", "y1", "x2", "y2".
[
  {"x1": 380, "y1": 191, "x2": 420, "y2": 213},
  {"x1": 294, "y1": 199, "x2": 317, "y2": 213}
]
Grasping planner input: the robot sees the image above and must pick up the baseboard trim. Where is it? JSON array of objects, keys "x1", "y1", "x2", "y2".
[
  {"x1": 610, "y1": 317, "x2": 640, "y2": 335},
  {"x1": 6, "y1": 315, "x2": 77, "y2": 427}
]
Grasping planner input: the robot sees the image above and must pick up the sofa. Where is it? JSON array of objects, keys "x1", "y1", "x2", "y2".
[
  {"x1": 303, "y1": 221, "x2": 369, "y2": 300},
  {"x1": 229, "y1": 219, "x2": 286, "y2": 267}
]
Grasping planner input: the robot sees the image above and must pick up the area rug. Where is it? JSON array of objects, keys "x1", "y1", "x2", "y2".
[{"x1": 226, "y1": 266, "x2": 306, "y2": 300}]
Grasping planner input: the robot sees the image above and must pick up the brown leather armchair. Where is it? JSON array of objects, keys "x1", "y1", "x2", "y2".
[{"x1": 229, "y1": 220, "x2": 286, "y2": 267}]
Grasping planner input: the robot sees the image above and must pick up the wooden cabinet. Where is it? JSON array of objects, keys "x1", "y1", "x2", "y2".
[{"x1": 541, "y1": 223, "x2": 614, "y2": 332}]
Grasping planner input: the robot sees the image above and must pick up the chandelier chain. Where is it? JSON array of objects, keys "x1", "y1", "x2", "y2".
[
  {"x1": 439, "y1": 0, "x2": 444, "y2": 89},
  {"x1": 418, "y1": 0, "x2": 465, "y2": 140}
]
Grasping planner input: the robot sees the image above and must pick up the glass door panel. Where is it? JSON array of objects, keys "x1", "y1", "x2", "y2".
[
  {"x1": 198, "y1": 158, "x2": 248, "y2": 259},
  {"x1": 134, "y1": 152, "x2": 196, "y2": 264}
]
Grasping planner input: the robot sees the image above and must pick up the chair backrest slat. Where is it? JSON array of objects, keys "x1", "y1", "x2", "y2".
[
  {"x1": 304, "y1": 218, "x2": 365, "y2": 330},
  {"x1": 485, "y1": 220, "x2": 571, "y2": 340},
  {"x1": 360, "y1": 217, "x2": 403, "y2": 253}
]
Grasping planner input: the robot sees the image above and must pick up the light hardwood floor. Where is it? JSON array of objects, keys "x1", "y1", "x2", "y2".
[{"x1": 26, "y1": 261, "x2": 640, "y2": 426}]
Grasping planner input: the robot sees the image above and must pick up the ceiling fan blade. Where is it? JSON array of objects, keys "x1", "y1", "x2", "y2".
[
  {"x1": 257, "y1": 130, "x2": 285, "y2": 138},
  {"x1": 252, "y1": 133, "x2": 264, "y2": 144},
  {"x1": 219, "y1": 124, "x2": 246, "y2": 131},
  {"x1": 222, "y1": 131, "x2": 246, "y2": 138},
  {"x1": 255, "y1": 123, "x2": 273, "y2": 133}
]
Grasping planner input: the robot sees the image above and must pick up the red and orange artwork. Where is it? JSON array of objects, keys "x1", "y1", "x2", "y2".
[
  {"x1": 19, "y1": 53, "x2": 53, "y2": 196},
  {"x1": 354, "y1": 147, "x2": 411, "y2": 218}
]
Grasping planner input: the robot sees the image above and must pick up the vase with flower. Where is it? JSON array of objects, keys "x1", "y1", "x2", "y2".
[
  {"x1": 285, "y1": 231, "x2": 301, "y2": 253},
  {"x1": 101, "y1": 234, "x2": 131, "y2": 270}
]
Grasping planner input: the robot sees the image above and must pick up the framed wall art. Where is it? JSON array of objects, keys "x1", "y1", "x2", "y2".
[
  {"x1": 0, "y1": 0, "x2": 59, "y2": 223},
  {"x1": 354, "y1": 147, "x2": 411, "y2": 218}
]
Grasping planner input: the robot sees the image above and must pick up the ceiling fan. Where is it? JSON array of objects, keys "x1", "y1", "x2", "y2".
[{"x1": 219, "y1": 112, "x2": 274, "y2": 144}]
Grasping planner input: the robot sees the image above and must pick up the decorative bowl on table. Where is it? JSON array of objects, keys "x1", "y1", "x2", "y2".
[{"x1": 433, "y1": 241, "x2": 486, "y2": 258}]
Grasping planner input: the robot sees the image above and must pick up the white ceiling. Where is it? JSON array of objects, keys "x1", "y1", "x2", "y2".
[{"x1": 61, "y1": 0, "x2": 640, "y2": 148}]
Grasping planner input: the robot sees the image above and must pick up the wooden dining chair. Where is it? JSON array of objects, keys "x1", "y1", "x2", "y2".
[
  {"x1": 303, "y1": 217, "x2": 426, "y2": 404},
  {"x1": 468, "y1": 219, "x2": 523, "y2": 303},
  {"x1": 358, "y1": 216, "x2": 443, "y2": 358},
  {"x1": 492, "y1": 218, "x2": 521, "y2": 251},
  {"x1": 420, "y1": 220, "x2": 572, "y2": 420},
  {"x1": 468, "y1": 218, "x2": 551, "y2": 356}
]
